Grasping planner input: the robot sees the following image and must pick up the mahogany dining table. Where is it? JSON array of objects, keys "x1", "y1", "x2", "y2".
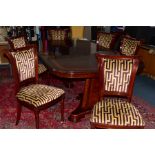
[{"x1": 39, "y1": 40, "x2": 118, "y2": 122}]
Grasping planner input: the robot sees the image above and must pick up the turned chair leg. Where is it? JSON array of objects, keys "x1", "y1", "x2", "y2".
[
  {"x1": 60, "y1": 98, "x2": 64, "y2": 122},
  {"x1": 16, "y1": 103, "x2": 22, "y2": 125},
  {"x1": 34, "y1": 111, "x2": 40, "y2": 129}
]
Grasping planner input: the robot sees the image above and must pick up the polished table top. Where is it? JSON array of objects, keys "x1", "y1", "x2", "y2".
[
  {"x1": 39, "y1": 52, "x2": 98, "y2": 79},
  {"x1": 39, "y1": 40, "x2": 120, "y2": 78}
]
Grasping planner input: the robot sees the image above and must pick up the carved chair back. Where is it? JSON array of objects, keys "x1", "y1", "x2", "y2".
[
  {"x1": 96, "y1": 53, "x2": 139, "y2": 102},
  {"x1": 6, "y1": 35, "x2": 28, "y2": 51},
  {"x1": 47, "y1": 28, "x2": 71, "y2": 41},
  {"x1": 120, "y1": 36, "x2": 141, "y2": 56},
  {"x1": 4, "y1": 46, "x2": 38, "y2": 94},
  {"x1": 96, "y1": 32, "x2": 118, "y2": 51}
]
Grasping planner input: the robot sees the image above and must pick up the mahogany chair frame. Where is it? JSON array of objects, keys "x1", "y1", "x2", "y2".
[
  {"x1": 4, "y1": 46, "x2": 65, "y2": 129},
  {"x1": 90, "y1": 53, "x2": 144, "y2": 129}
]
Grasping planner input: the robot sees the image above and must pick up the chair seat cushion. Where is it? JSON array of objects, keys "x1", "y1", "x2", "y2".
[
  {"x1": 38, "y1": 63, "x2": 47, "y2": 74},
  {"x1": 90, "y1": 98, "x2": 145, "y2": 127},
  {"x1": 16, "y1": 84, "x2": 65, "y2": 107}
]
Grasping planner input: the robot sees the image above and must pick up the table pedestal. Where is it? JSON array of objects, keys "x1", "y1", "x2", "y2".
[{"x1": 68, "y1": 78, "x2": 99, "y2": 122}]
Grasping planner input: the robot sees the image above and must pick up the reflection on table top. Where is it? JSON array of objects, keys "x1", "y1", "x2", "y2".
[
  {"x1": 39, "y1": 51, "x2": 98, "y2": 78},
  {"x1": 39, "y1": 40, "x2": 120, "y2": 78}
]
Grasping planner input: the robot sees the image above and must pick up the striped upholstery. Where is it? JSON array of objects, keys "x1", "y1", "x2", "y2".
[
  {"x1": 11, "y1": 48, "x2": 35, "y2": 82},
  {"x1": 49, "y1": 30, "x2": 66, "y2": 40},
  {"x1": 38, "y1": 63, "x2": 47, "y2": 74},
  {"x1": 103, "y1": 58, "x2": 133, "y2": 93},
  {"x1": 11, "y1": 37, "x2": 26, "y2": 49},
  {"x1": 98, "y1": 33, "x2": 115, "y2": 49},
  {"x1": 16, "y1": 84, "x2": 65, "y2": 107},
  {"x1": 121, "y1": 38, "x2": 140, "y2": 56},
  {"x1": 90, "y1": 98, "x2": 145, "y2": 127}
]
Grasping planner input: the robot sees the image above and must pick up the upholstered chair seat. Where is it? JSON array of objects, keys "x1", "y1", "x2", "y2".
[
  {"x1": 16, "y1": 84, "x2": 64, "y2": 108},
  {"x1": 90, "y1": 98, "x2": 145, "y2": 128},
  {"x1": 38, "y1": 63, "x2": 47, "y2": 74}
]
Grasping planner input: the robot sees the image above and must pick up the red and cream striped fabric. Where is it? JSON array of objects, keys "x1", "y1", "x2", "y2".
[{"x1": 38, "y1": 63, "x2": 47, "y2": 74}]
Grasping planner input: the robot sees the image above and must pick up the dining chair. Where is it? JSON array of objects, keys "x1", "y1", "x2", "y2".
[
  {"x1": 6, "y1": 35, "x2": 47, "y2": 75},
  {"x1": 47, "y1": 27, "x2": 72, "y2": 54},
  {"x1": 120, "y1": 36, "x2": 141, "y2": 56},
  {"x1": 47, "y1": 28, "x2": 70, "y2": 41},
  {"x1": 90, "y1": 54, "x2": 145, "y2": 129},
  {"x1": 4, "y1": 45, "x2": 65, "y2": 128},
  {"x1": 96, "y1": 32, "x2": 118, "y2": 51}
]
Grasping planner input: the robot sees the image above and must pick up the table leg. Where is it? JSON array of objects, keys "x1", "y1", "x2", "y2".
[{"x1": 68, "y1": 78, "x2": 99, "y2": 122}]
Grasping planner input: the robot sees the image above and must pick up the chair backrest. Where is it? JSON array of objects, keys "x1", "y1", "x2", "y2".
[
  {"x1": 6, "y1": 35, "x2": 27, "y2": 51},
  {"x1": 47, "y1": 28, "x2": 70, "y2": 41},
  {"x1": 96, "y1": 53, "x2": 139, "y2": 102},
  {"x1": 97, "y1": 32, "x2": 117, "y2": 51},
  {"x1": 4, "y1": 46, "x2": 38, "y2": 93},
  {"x1": 120, "y1": 36, "x2": 141, "y2": 56}
]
